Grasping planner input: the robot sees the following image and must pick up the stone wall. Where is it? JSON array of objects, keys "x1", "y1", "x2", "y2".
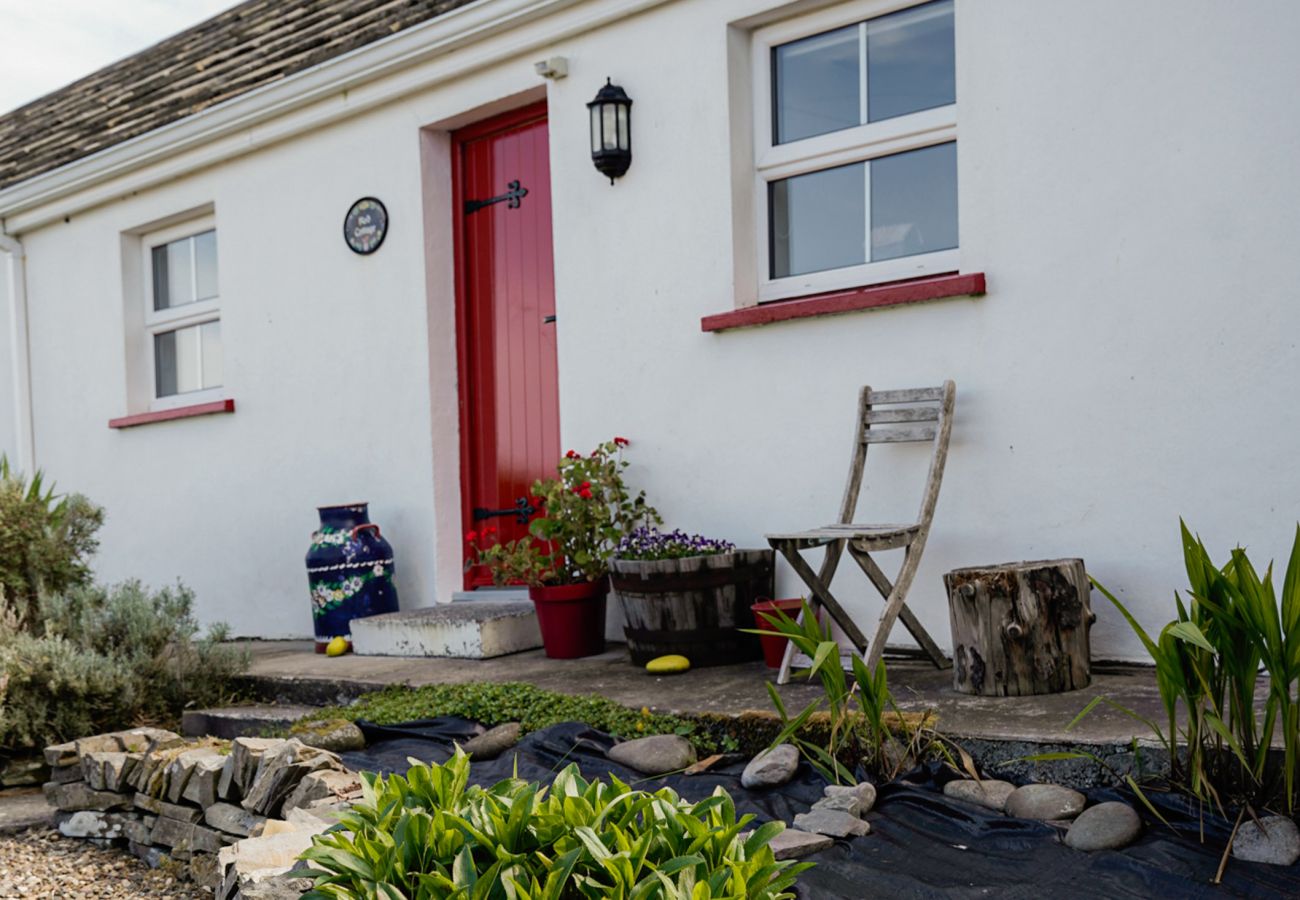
[{"x1": 43, "y1": 727, "x2": 362, "y2": 897}]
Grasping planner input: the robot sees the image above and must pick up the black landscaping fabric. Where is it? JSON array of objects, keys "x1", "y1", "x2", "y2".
[{"x1": 343, "y1": 720, "x2": 1300, "y2": 899}]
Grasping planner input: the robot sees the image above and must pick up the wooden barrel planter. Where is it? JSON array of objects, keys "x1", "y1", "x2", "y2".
[
  {"x1": 944, "y1": 558, "x2": 1096, "y2": 696},
  {"x1": 610, "y1": 549, "x2": 773, "y2": 667}
]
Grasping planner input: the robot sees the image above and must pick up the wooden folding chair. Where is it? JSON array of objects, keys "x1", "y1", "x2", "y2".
[{"x1": 766, "y1": 382, "x2": 956, "y2": 685}]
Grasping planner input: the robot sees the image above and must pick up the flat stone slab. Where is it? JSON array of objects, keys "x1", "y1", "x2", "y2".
[
  {"x1": 0, "y1": 788, "x2": 54, "y2": 833},
  {"x1": 744, "y1": 827, "x2": 833, "y2": 860},
  {"x1": 351, "y1": 602, "x2": 542, "y2": 659},
  {"x1": 182, "y1": 705, "x2": 317, "y2": 740}
]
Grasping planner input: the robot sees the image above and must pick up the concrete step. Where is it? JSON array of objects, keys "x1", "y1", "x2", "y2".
[
  {"x1": 350, "y1": 601, "x2": 542, "y2": 659},
  {"x1": 180, "y1": 704, "x2": 318, "y2": 739}
]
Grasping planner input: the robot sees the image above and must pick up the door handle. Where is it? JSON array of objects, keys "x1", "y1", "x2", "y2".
[
  {"x1": 472, "y1": 496, "x2": 538, "y2": 525},
  {"x1": 542, "y1": 315, "x2": 556, "y2": 324}
]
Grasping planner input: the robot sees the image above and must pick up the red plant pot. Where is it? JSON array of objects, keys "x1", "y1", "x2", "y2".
[
  {"x1": 751, "y1": 598, "x2": 807, "y2": 668},
  {"x1": 528, "y1": 580, "x2": 609, "y2": 659}
]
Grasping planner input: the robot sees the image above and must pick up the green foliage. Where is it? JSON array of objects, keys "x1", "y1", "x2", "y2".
[
  {"x1": 0, "y1": 456, "x2": 104, "y2": 628},
  {"x1": 301, "y1": 749, "x2": 810, "y2": 899},
  {"x1": 0, "y1": 581, "x2": 248, "y2": 751},
  {"x1": 468, "y1": 439, "x2": 661, "y2": 587},
  {"x1": 1085, "y1": 521, "x2": 1300, "y2": 812},
  {"x1": 749, "y1": 601, "x2": 950, "y2": 783},
  {"x1": 305, "y1": 682, "x2": 713, "y2": 754}
]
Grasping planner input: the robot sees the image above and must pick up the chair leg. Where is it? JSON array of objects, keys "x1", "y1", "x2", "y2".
[
  {"x1": 773, "y1": 539, "x2": 860, "y2": 685},
  {"x1": 776, "y1": 544, "x2": 869, "y2": 649},
  {"x1": 862, "y1": 544, "x2": 925, "y2": 674},
  {"x1": 849, "y1": 547, "x2": 949, "y2": 669}
]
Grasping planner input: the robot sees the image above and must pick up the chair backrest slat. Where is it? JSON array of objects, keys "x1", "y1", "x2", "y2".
[
  {"x1": 862, "y1": 424, "x2": 937, "y2": 444},
  {"x1": 869, "y1": 387, "x2": 945, "y2": 403},
  {"x1": 836, "y1": 381, "x2": 955, "y2": 526},
  {"x1": 865, "y1": 407, "x2": 940, "y2": 424}
]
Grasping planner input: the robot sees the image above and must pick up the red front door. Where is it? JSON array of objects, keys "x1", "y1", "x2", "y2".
[{"x1": 453, "y1": 102, "x2": 560, "y2": 588}]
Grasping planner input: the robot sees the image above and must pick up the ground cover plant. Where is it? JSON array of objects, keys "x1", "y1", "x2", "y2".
[
  {"x1": 0, "y1": 581, "x2": 248, "y2": 751},
  {"x1": 301, "y1": 748, "x2": 809, "y2": 899},
  {"x1": 301, "y1": 682, "x2": 714, "y2": 753},
  {"x1": 750, "y1": 601, "x2": 955, "y2": 783},
  {"x1": 1081, "y1": 522, "x2": 1300, "y2": 816}
]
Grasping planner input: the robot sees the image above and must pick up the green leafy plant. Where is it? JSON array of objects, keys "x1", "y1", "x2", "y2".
[
  {"x1": 749, "y1": 600, "x2": 952, "y2": 784},
  {"x1": 301, "y1": 682, "x2": 710, "y2": 753},
  {"x1": 301, "y1": 749, "x2": 810, "y2": 899},
  {"x1": 466, "y1": 439, "x2": 661, "y2": 587},
  {"x1": 0, "y1": 581, "x2": 248, "y2": 751},
  {"x1": 0, "y1": 456, "x2": 104, "y2": 629},
  {"x1": 1080, "y1": 521, "x2": 1300, "y2": 813}
]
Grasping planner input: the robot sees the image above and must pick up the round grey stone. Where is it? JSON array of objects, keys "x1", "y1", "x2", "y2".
[
  {"x1": 1064, "y1": 801, "x2": 1141, "y2": 851},
  {"x1": 1004, "y1": 784, "x2": 1086, "y2": 821},
  {"x1": 606, "y1": 735, "x2": 696, "y2": 775},
  {"x1": 741, "y1": 744, "x2": 799, "y2": 789},
  {"x1": 1232, "y1": 815, "x2": 1300, "y2": 866},
  {"x1": 942, "y1": 779, "x2": 1015, "y2": 812}
]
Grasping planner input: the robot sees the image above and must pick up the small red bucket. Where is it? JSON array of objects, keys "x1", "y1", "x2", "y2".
[
  {"x1": 751, "y1": 598, "x2": 807, "y2": 668},
  {"x1": 529, "y1": 580, "x2": 609, "y2": 659}
]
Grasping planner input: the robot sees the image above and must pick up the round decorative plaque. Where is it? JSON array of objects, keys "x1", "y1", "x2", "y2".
[{"x1": 343, "y1": 197, "x2": 388, "y2": 255}]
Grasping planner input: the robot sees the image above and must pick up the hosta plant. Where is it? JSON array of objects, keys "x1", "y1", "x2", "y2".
[{"x1": 300, "y1": 749, "x2": 810, "y2": 899}]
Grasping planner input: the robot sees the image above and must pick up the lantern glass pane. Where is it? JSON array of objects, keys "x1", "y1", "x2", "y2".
[
  {"x1": 590, "y1": 106, "x2": 601, "y2": 154},
  {"x1": 601, "y1": 104, "x2": 618, "y2": 150},
  {"x1": 616, "y1": 105, "x2": 629, "y2": 150}
]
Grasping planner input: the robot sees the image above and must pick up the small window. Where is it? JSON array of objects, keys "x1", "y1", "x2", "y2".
[
  {"x1": 144, "y1": 222, "x2": 222, "y2": 404},
  {"x1": 755, "y1": 0, "x2": 958, "y2": 302}
]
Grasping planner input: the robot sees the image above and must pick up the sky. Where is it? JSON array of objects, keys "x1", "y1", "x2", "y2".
[{"x1": 0, "y1": 1, "x2": 238, "y2": 114}]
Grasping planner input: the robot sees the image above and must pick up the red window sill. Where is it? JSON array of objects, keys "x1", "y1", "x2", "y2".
[
  {"x1": 109, "y1": 399, "x2": 235, "y2": 429},
  {"x1": 701, "y1": 272, "x2": 986, "y2": 333}
]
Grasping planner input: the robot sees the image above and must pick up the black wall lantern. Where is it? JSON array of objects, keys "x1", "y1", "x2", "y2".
[{"x1": 588, "y1": 79, "x2": 632, "y2": 184}]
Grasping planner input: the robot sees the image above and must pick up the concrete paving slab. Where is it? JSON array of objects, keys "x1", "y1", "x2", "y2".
[{"x1": 236, "y1": 640, "x2": 1165, "y2": 746}]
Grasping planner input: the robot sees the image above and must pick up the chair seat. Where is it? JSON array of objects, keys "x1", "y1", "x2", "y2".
[{"x1": 766, "y1": 523, "x2": 921, "y2": 551}]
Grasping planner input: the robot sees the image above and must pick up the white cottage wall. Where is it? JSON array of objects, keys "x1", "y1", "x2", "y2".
[{"x1": 7, "y1": 0, "x2": 1300, "y2": 657}]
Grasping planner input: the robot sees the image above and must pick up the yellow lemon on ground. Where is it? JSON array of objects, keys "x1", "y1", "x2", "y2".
[
  {"x1": 325, "y1": 636, "x2": 350, "y2": 657},
  {"x1": 645, "y1": 654, "x2": 690, "y2": 675}
]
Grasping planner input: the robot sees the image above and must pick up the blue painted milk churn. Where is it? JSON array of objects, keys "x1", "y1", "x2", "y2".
[{"x1": 305, "y1": 503, "x2": 399, "y2": 651}]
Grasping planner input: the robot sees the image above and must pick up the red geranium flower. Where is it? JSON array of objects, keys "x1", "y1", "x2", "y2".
[
  {"x1": 465, "y1": 530, "x2": 478, "y2": 542},
  {"x1": 483, "y1": 525, "x2": 497, "y2": 536},
  {"x1": 578, "y1": 487, "x2": 593, "y2": 499},
  {"x1": 565, "y1": 449, "x2": 579, "y2": 459},
  {"x1": 613, "y1": 436, "x2": 629, "y2": 446}
]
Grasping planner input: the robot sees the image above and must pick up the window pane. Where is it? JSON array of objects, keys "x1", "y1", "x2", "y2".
[
  {"x1": 200, "y1": 320, "x2": 222, "y2": 389},
  {"x1": 154, "y1": 321, "x2": 222, "y2": 398},
  {"x1": 194, "y1": 230, "x2": 218, "y2": 301},
  {"x1": 870, "y1": 142, "x2": 957, "y2": 262},
  {"x1": 152, "y1": 237, "x2": 194, "y2": 311},
  {"x1": 770, "y1": 162, "x2": 865, "y2": 278},
  {"x1": 867, "y1": 0, "x2": 955, "y2": 123},
  {"x1": 773, "y1": 24, "x2": 860, "y2": 144},
  {"x1": 154, "y1": 330, "x2": 178, "y2": 397}
]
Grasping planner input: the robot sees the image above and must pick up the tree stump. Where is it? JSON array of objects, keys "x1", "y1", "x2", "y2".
[{"x1": 944, "y1": 558, "x2": 1094, "y2": 696}]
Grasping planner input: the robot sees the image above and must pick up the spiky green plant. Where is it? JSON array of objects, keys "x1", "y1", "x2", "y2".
[
  {"x1": 300, "y1": 749, "x2": 810, "y2": 899},
  {"x1": 747, "y1": 600, "x2": 951, "y2": 784},
  {"x1": 1081, "y1": 521, "x2": 1300, "y2": 812}
]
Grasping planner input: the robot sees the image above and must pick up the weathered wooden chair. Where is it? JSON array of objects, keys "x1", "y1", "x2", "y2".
[{"x1": 766, "y1": 381, "x2": 956, "y2": 685}]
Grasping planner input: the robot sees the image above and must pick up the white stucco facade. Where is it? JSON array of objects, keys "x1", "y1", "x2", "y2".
[{"x1": 1, "y1": 0, "x2": 1297, "y2": 658}]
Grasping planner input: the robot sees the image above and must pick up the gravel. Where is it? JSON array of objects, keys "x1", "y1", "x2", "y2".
[{"x1": 0, "y1": 828, "x2": 209, "y2": 898}]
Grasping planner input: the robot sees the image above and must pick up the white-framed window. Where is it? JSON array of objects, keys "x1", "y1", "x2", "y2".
[
  {"x1": 753, "y1": 0, "x2": 957, "y2": 303},
  {"x1": 142, "y1": 217, "x2": 223, "y2": 408}
]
